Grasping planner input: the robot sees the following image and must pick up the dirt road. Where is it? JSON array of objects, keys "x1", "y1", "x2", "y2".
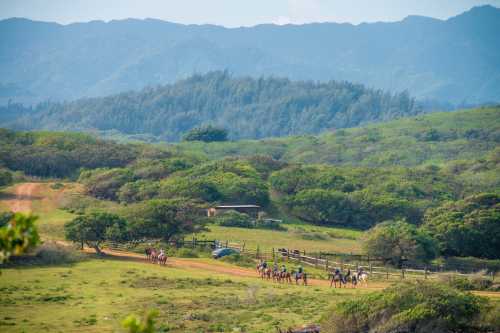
[
  {"x1": 92, "y1": 246, "x2": 387, "y2": 290},
  {"x1": 2, "y1": 182, "x2": 40, "y2": 213}
]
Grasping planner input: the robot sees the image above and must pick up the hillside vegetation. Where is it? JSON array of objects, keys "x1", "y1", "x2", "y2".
[
  {"x1": 177, "y1": 107, "x2": 500, "y2": 166},
  {"x1": 2, "y1": 72, "x2": 421, "y2": 141},
  {"x1": 1, "y1": 5, "x2": 499, "y2": 105},
  {"x1": 0, "y1": 107, "x2": 498, "y2": 261}
]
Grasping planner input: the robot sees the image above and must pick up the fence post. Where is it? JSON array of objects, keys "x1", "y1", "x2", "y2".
[
  {"x1": 369, "y1": 262, "x2": 373, "y2": 274},
  {"x1": 386, "y1": 266, "x2": 389, "y2": 280},
  {"x1": 272, "y1": 248, "x2": 275, "y2": 261},
  {"x1": 256, "y1": 245, "x2": 260, "y2": 259},
  {"x1": 225, "y1": 240, "x2": 228, "y2": 248},
  {"x1": 242, "y1": 242, "x2": 246, "y2": 252},
  {"x1": 401, "y1": 267, "x2": 405, "y2": 279},
  {"x1": 326, "y1": 258, "x2": 329, "y2": 272},
  {"x1": 424, "y1": 266, "x2": 428, "y2": 279},
  {"x1": 315, "y1": 253, "x2": 319, "y2": 268}
]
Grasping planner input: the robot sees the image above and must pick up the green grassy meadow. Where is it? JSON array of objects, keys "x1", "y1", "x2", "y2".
[{"x1": 0, "y1": 257, "x2": 369, "y2": 333}]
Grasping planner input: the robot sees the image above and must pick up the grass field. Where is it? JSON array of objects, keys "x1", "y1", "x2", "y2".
[
  {"x1": 193, "y1": 224, "x2": 362, "y2": 254},
  {"x1": 0, "y1": 256, "x2": 372, "y2": 333}
]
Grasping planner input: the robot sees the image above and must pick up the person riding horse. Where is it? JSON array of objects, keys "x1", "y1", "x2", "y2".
[{"x1": 330, "y1": 267, "x2": 344, "y2": 288}]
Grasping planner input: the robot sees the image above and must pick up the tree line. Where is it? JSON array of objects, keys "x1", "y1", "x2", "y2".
[{"x1": 1, "y1": 71, "x2": 423, "y2": 141}]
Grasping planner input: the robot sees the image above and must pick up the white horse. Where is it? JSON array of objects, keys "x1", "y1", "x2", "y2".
[{"x1": 358, "y1": 272, "x2": 369, "y2": 286}]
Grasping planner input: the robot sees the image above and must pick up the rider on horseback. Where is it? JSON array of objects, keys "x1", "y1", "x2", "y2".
[
  {"x1": 296, "y1": 265, "x2": 304, "y2": 278},
  {"x1": 281, "y1": 264, "x2": 287, "y2": 273},
  {"x1": 273, "y1": 262, "x2": 279, "y2": 272},
  {"x1": 357, "y1": 267, "x2": 364, "y2": 280}
]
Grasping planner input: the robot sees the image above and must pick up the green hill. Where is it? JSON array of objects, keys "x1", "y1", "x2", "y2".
[{"x1": 176, "y1": 107, "x2": 500, "y2": 167}]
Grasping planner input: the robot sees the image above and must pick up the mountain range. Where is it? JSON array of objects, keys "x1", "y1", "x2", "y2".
[{"x1": 0, "y1": 5, "x2": 499, "y2": 106}]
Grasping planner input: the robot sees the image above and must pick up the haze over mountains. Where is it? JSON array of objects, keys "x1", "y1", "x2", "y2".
[{"x1": 1, "y1": 5, "x2": 499, "y2": 106}]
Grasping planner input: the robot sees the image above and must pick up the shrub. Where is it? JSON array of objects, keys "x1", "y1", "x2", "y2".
[
  {"x1": 212, "y1": 210, "x2": 254, "y2": 228},
  {"x1": 7, "y1": 242, "x2": 85, "y2": 266},
  {"x1": 219, "y1": 253, "x2": 255, "y2": 267},
  {"x1": 254, "y1": 219, "x2": 286, "y2": 231},
  {"x1": 362, "y1": 220, "x2": 437, "y2": 267},
  {"x1": 322, "y1": 280, "x2": 494, "y2": 333},
  {"x1": 183, "y1": 125, "x2": 228, "y2": 142}
]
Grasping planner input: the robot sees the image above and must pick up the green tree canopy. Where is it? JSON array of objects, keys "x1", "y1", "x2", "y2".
[
  {"x1": 126, "y1": 199, "x2": 207, "y2": 242},
  {"x1": 0, "y1": 213, "x2": 40, "y2": 263},
  {"x1": 183, "y1": 125, "x2": 228, "y2": 142},
  {"x1": 64, "y1": 211, "x2": 128, "y2": 254},
  {"x1": 362, "y1": 220, "x2": 437, "y2": 267},
  {"x1": 423, "y1": 193, "x2": 500, "y2": 259}
]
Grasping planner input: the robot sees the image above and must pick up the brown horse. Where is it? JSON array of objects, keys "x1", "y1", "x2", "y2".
[
  {"x1": 158, "y1": 252, "x2": 167, "y2": 266},
  {"x1": 145, "y1": 247, "x2": 153, "y2": 260},
  {"x1": 150, "y1": 249, "x2": 159, "y2": 264},
  {"x1": 294, "y1": 271, "x2": 307, "y2": 286},
  {"x1": 280, "y1": 271, "x2": 292, "y2": 284}
]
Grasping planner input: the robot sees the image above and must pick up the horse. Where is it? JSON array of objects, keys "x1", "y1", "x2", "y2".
[
  {"x1": 272, "y1": 269, "x2": 281, "y2": 282},
  {"x1": 358, "y1": 272, "x2": 369, "y2": 287},
  {"x1": 263, "y1": 267, "x2": 272, "y2": 280},
  {"x1": 343, "y1": 269, "x2": 357, "y2": 288},
  {"x1": 145, "y1": 247, "x2": 153, "y2": 260},
  {"x1": 257, "y1": 264, "x2": 268, "y2": 279},
  {"x1": 294, "y1": 271, "x2": 307, "y2": 286},
  {"x1": 150, "y1": 249, "x2": 159, "y2": 264},
  {"x1": 280, "y1": 271, "x2": 292, "y2": 284},
  {"x1": 157, "y1": 252, "x2": 167, "y2": 266},
  {"x1": 330, "y1": 269, "x2": 344, "y2": 288}
]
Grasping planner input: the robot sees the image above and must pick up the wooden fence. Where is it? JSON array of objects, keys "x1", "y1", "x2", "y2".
[{"x1": 103, "y1": 238, "x2": 497, "y2": 282}]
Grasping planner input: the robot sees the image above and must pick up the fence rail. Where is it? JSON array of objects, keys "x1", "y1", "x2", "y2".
[{"x1": 102, "y1": 238, "x2": 497, "y2": 282}]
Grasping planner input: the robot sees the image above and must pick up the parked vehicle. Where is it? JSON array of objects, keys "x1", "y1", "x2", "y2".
[{"x1": 212, "y1": 247, "x2": 239, "y2": 259}]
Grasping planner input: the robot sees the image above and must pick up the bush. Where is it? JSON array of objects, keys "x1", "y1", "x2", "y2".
[
  {"x1": 183, "y1": 125, "x2": 228, "y2": 142},
  {"x1": 423, "y1": 193, "x2": 500, "y2": 259},
  {"x1": 362, "y1": 220, "x2": 437, "y2": 267},
  {"x1": 213, "y1": 210, "x2": 254, "y2": 228},
  {"x1": 7, "y1": 242, "x2": 85, "y2": 266},
  {"x1": 50, "y1": 182, "x2": 65, "y2": 190},
  {"x1": 322, "y1": 280, "x2": 495, "y2": 333},
  {"x1": 254, "y1": 219, "x2": 286, "y2": 231},
  {"x1": 219, "y1": 253, "x2": 255, "y2": 267}
]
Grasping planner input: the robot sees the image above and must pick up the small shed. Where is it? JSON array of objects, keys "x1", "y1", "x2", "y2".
[{"x1": 207, "y1": 205, "x2": 261, "y2": 218}]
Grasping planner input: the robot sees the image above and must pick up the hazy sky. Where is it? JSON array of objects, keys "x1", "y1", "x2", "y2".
[{"x1": 1, "y1": 0, "x2": 499, "y2": 26}]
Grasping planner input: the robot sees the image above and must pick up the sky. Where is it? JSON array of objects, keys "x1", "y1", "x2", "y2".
[{"x1": 1, "y1": 0, "x2": 499, "y2": 27}]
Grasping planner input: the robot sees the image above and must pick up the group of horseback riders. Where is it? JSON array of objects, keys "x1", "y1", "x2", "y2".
[
  {"x1": 330, "y1": 266, "x2": 368, "y2": 288},
  {"x1": 258, "y1": 259, "x2": 368, "y2": 288},
  {"x1": 145, "y1": 247, "x2": 167, "y2": 265},
  {"x1": 257, "y1": 260, "x2": 308, "y2": 285}
]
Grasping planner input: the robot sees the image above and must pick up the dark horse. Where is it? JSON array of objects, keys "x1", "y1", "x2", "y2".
[
  {"x1": 330, "y1": 269, "x2": 344, "y2": 288},
  {"x1": 145, "y1": 247, "x2": 153, "y2": 260},
  {"x1": 343, "y1": 269, "x2": 358, "y2": 288},
  {"x1": 294, "y1": 271, "x2": 308, "y2": 286}
]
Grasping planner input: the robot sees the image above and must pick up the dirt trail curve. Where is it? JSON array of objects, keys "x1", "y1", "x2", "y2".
[
  {"x1": 3, "y1": 182, "x2": 40, "y2": 213},
  {"x1": 91, "y1": 247, "x2": 388, "y2": 290}
]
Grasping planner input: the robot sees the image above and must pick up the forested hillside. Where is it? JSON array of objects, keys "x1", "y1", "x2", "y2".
[
  {"x1": 1, "y1": 72, "x2": 422, "y2": 141},
  {"x1": 177, "y1": 107, "x2": 500, "y2": 167},
  {"x1": 1, "y1": 5, "x2": 499, "y2": 105}
]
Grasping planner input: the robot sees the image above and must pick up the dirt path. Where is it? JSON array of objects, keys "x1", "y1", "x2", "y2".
[
  {"x1": 91, "y1": 246, "x2": 388, "y2": 290},
  {"x1": 3, "y1": 182, "x2": 40, "y2": 213}
]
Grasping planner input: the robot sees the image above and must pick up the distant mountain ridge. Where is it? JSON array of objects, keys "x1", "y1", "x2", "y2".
[
  {"x1": 0, "y1": 72, "x2": 422, "y2": 141},
  {"x1": 0, "y1": 5, "x2": 499, "y2": 105}
]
